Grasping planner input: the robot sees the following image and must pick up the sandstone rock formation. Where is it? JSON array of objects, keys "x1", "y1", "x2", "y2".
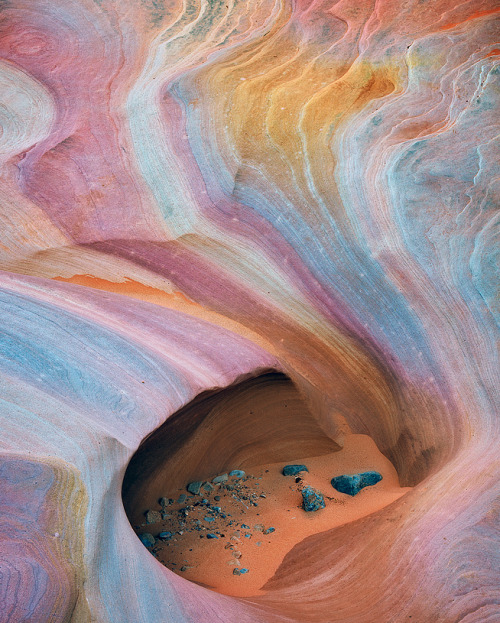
[{"x1": 0, "y1": 0, "x2": 498, "y2": 621}]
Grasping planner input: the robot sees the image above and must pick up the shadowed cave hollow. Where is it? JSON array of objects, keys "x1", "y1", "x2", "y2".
[{"x1": 122, "y1": 370, "x2": 412, "y2": 596}]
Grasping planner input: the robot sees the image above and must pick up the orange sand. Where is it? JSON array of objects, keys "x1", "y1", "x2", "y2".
[{"x1": 137, "y1": 434, "x2": 411, "y2": 597}]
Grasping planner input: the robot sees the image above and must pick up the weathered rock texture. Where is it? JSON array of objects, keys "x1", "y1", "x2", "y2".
[{"x1": 0, "y1": 0, "x2": 498, "y2": 621}]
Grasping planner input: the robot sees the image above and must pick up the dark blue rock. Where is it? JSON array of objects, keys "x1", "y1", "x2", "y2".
[
  {"x1": 264, "y1": 527, "x2": 275, "y2": 534},
  {"x1": 330, "y1": 471, "x2": 383, "y2": 496},
  {"x1": 282, "y1": 464, "x2": 309, "y2": 476},
  {"x1": 240, "y1": 568, "x2": 249, "y2": 574},
  {"x1": 301, "y1": 486, "x2": 325, "y2": 512},
  {"x1": 186, "y1": 481, "x2": 202, "y2": 495},
  {"x1": 177, "y1": 493, "x2": 187, "y2": 503},
  {"x1": 229, "y1": 470, "x2": 245, "y2": 478},
  {"x1": 204, "y1": 516, "x2": 215, "y2": 522},
  {"x1": 206, "y1": 533, "x2": 218, "y2": 539},
  {"x1": 158, "y1": 531, "x2": 173, "y2": 540},
  {"x1": 212, "y1": 473, "x2": 228, "y2": 484},
  {"x1": 139, "y1": 533, "x2": 155, "y2": 548}
]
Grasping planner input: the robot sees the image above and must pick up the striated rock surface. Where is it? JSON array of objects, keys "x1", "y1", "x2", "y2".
[{"x1": 0, "y1": 0, "x2": 498, "y2": 621}]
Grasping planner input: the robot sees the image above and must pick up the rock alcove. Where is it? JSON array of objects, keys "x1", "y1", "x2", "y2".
[{"x1": 122, "y1": 371, "x2": 411, "y2": 597}]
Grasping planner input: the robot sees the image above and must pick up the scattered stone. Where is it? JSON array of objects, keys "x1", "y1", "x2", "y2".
[
  {"x1": 233, "y1": 568, "x2": 242, "y2": 575},
  {"x1": 139, "y1": 533, "x2": 155, "y2": 548},
  {"x1": 186, "y1": 482, "x2": 202, "y2": 495},
  {"x1": 177, "y1": 494, "x2": 187, "y2": 503},
  {"x1": 214, "y1": 495, "x2": 221, "y2": 501},
  {"x1": 202, "y1": 482, "x2": 214, "y2": 493},
  {"x1": 180, "y1": 566, "x2": 188, "y2": 572},
  {"x1": 241, "y1": 524, "x2": 250, "y2": 529},
  {"x1": 145, "y1": 510, "x2": 162, "y2": 524},
  {"x1": 204, "y1": 516, "x2": 215, "y2": 523},
  {"x1": 260, "y1": 493, "x2": 267, "y2": 498},
  {"x1": 212, "y1": 473, "x2": 228, "y2": 484},
  {"x1": 159, "y1": 497, "x2": 170, "y2": 507},
  {"x1": 206, "y1": 533, "x2": 218, "y2": 539},
  {"x1": 254, "y1": 524, "x2": 264, "y2": 532},
  {"x1": 264, "y1": 526, "x2": 275, "y2": 534},
  {"x1": 302, "y1": 486, "x2": 325, "y2": 512},
  {"x1": 232, "y1": 550, "x2": 242, "y2": 559},
  {"x1": 229, "y1": 470, "x2": 245, "y2": 478},
  {"x1": 158, "y1": 531, "x2": 173, "y2": 540},
  {"x1": 331, "y1": 471, "x2": 383, "y2": 496},
  {"x1": 240, "y1": 568, "x2": 249, "y2": 574},
  {"x1": 282, "y1": 464, "x2": 309, "y2": 476}
]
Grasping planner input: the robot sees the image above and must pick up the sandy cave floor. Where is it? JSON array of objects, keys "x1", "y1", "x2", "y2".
[{"x1": 135, "y1": 434, "x2": 412, "y2": 597}]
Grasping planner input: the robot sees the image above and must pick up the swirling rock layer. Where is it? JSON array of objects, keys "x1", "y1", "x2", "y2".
[{"x1": 0, "y1": 0, "x2": 498, "y2": 621}]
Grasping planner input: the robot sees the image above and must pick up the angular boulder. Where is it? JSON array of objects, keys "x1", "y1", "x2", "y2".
[
  {"x1": 301, "y1": 486, "x2": 325, "y2": 512},
  {"x1": 331, "y1": 471, "x2": 383, "y2": 496}
]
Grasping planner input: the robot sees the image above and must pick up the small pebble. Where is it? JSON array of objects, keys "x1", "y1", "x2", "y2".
[
  {"x1": 229, "y1": 470, "x2": 245, "y2": 478},
  {"x1": 139, "y1": 533, "x2": 156, "y2": 548},
  {"x1": 206, "y1": 533, "x2": 219, "y2": 539},
  {"x1": 178, "y1": 494, "x2": 187, "y2": 503},
  {"x1": 282, "y1": 464, "x2": 309, "y2": 476},
  {"x1": 264, "y1": 527, "x2": 275, "y2": 534},
  {"x1": 158, "y1": 531, "x2": 173, "y2": 540},
  {"x1": 186, "y1": 482, "x2": 202, "y2": 495},
  {"x1": 145, "y1": 510, "x2": 162, "y2": 524},
  {"x1": 212, "y1": 473, "x2": 228, "y2": 484}
]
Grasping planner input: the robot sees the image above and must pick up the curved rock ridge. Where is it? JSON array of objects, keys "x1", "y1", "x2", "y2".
[{"x1": 0, "y1": 0, "x2": 498, "y2": 621}]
